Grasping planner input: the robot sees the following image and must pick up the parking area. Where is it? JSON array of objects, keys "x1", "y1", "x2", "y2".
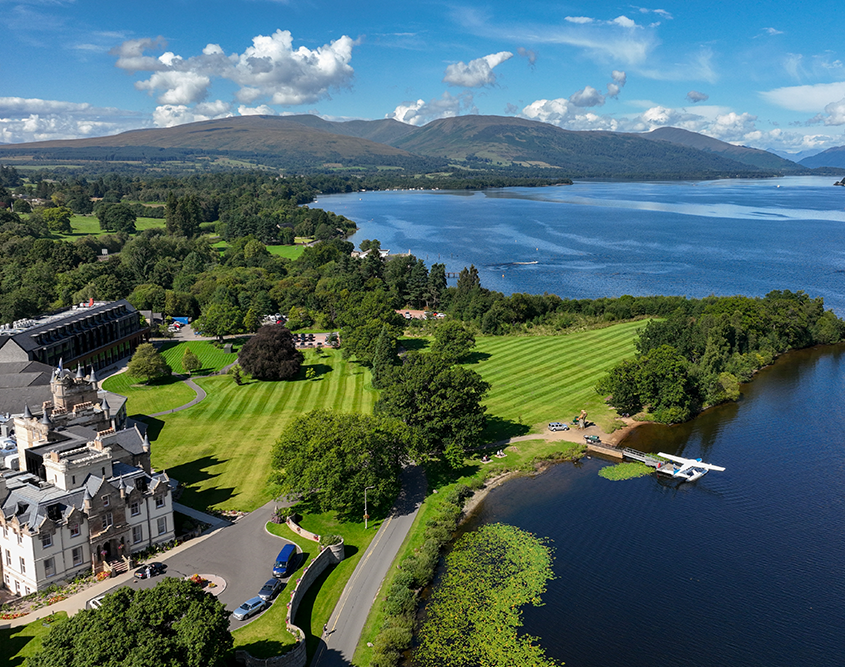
[{"x1": 96, "y1": 501, "x2": 301, "y2": 630}]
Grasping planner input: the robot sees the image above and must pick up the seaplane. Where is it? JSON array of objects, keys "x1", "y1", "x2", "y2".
[{"x1": 655, "y1": 453, "x2": 725, "y2": 482}]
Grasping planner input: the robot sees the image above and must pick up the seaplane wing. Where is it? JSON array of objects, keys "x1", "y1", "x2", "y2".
[{"x1": 657, "y1": 453, "x2": 726, "y2": 472}]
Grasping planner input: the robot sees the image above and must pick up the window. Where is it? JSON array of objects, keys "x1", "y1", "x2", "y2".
[
  {"x1": 132, "y1": 526, "x2": 143, "y2": 544},
  {"x1": 19, "y1": 557, "x2": 26, "y2": 574},
  {"x1": 70, "y1": 523, "x2": 80, "y2": 538},
  {"x1": 157, "y1": 517, "x2": 167, "y2": 536},
  {"x1": 45, "y1": 557, "x2": 55, "y2": 577},
  {"x1": 5, "y1": 549, "x2": 10, "y2": 566},
  {"x1": 2, "y1": 526, "x2": 7, "y2": 538},
  {"x1": 72, "y1": 547, "x2": 83, "y2": 566},
  {"x1": 41, "y1": 534, "x2": 52, "y2": 549},
  {"x1": 14, "y1": 580, "x2": 20, "y2": 594},
  {"x1": 103, "y1": 512, "x2": 113, "y2": 530},
  {"x1": 102, "y1": 495, "x2": 110, "y2": 507},
  {"x1": 155, "y1": 495, "x2": 165, "y2": 509},
  {"x1": 25, "y1": 586, "x2": 31, "y2": 595},
  {"x1": 16, "y1": 532, "x2": 22, "y2": 545},
  {"x1": 130, "y1": 502, "x2": 140, "y2": 517}
]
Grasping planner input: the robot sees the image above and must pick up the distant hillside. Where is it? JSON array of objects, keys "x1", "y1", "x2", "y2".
[
  {"x1": 390, "y1": 115, "x2": 771, "y2": 177},
  {"x1": 0, "y1": 113, "x2": 796, "y2": 179},
  {"x1": 800, "y1": 145, "x2": 845, "y2": 169},
  {"x1": 637, "y1": 126, "x2": 804, "y2": 172}
]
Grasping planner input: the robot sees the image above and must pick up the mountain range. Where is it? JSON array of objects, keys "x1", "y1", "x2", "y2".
[{"x1": 1, "y1": 114, "x2": 840, "y2": 178}]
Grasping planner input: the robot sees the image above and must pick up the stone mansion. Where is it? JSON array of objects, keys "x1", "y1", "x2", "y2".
[{"x1": 0, "y1": 364, "x2": 174, "y2": 597}]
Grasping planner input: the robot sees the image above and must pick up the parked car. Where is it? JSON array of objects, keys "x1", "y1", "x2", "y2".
[
  {"x1": 233, "y1": 596, "x2": 266, "y2": 621},
  {"x1": 584, "y1": 435, "x2": 601, "y2": 444},
  {"x1": 258, "y1": 578, "x2": 283, "y2": 601},
  {"x1": 273, "y1": 543, "x2": 297, "y2": 578},
  {"x1": 134, "y1": 562, "x2": 167, "y2": 579},
  {"x1": 548, "y1": 422, "x2": 569, "y2": 431}
]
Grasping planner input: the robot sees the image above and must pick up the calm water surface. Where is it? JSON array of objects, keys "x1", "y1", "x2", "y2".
[
  {"x1": 321, "y1": 176, "x2": 845, "y2": 314},
  {"x1": 462, "y1": 345, "x2": 845, "y2": 666},
  {"x1": 321, "y1": 178, "x2": 845, "y2": 665}
]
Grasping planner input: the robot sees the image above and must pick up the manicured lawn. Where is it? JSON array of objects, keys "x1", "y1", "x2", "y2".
[
  {"x1": 155, "y1": 340, "x2": 239, "y2": 375},
  {"x1": 54, "y1": 215, "x2": 165, "y2": 238},
  {"x1": 267, "y1": 244, "x2": 305, "y2": 260},
  {"x1": 102, "y1": 373, "x2": 197, "y2": 416},
  {"x1": 0, "y1": 612, "x2": 68, "y2": 666},
  {"x1": 468, "y1": 320, "x2": 645, "y2": 440},
  {"x1": 146, "y1": 349, "x2": 376, "y2": 511}
]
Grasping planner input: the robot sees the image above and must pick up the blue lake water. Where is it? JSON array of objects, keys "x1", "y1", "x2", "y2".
[
  {"x1": 320, "y1": 176, "x2": 845, "y2": 315},
  {"x1": 321, "y1": 178, "x2": 845, "y2": 666}
]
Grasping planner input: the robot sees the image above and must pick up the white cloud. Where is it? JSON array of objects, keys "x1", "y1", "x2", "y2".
[
  {"x1": 238, "y1": 104, "x2": 277, "y2": 116},
  {"x1": 612, "y1": 16, "x2": 637, "y2": 28},
  {"x1": 687, "y1": 90, "x2": 709, "y2": 103},
  {"x1": 387, "y1": 92, "x2": 476, "y2": 126},
  {"x1": 607, "y1": 70, "x2": 627, "y2": 98},
  {"x1": 151, "y1": 101, "x2": 232, "y2": 128},
  {"x1": 565, "y1": 16, "x2": 594, "y2": 24},
  {"x1": 112, "y1": 29, "x2": 357, "y2": 126},
  {"x1": 0, "y1": 96, "x2": 144, "y2": 143},
  {"x1": 569, "y1": 85, "x2": 605, "y2": 107},
  {"x1": 521, "y1": 98, "x2": 620, "y2": 131},
  {"x1": 760, "y1": 81, "x2": 845, "y2": 112},
  {"x1": 762, "y1": 27, "x2": 784, "y2": 36},
  {"x1": 443, "y1": 51, "x2": 513, "y2": 88},
  {"x1": 821, "y1": 98, "x2": 845, "y2": 125},
  {"x1": 516, "y1": 47, "x2": 537, "y2": 66}
]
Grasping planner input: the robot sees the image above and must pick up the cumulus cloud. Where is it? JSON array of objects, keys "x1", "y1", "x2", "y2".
[
  {"x1": 565, "y1": 16, "x2": 594, "y2": 24},
  {"x1": 687, "y1": 90, "x2": 709, "y2": 103},
  {"x1": 443, "y1": 51, "x2": 513, "y2": 87},
  {"x1": 387, "y1": 92, "x2": 476, "y2": 126},
  {"x1": 151, "y1": 100, "x2": 232, "y2": 128},
  {"x1": 820, "y1": 97, "x2": 845, "y2": 125},
  {"x1": 521, "y1": 98, "x2": 620, "y2": 131},
  {"x1": 238, "y1": 104, "x2": 277, "y2": 116},
  {"x1": 113, "y1": 29, "x2": 357, "y2": 126},
  {"x1": 569, "y1": 85, "x2": 605, "y2": 107},
  {"x1": 0, "y1": 96, "x2": 144, "y2": 143},
  {"x1": 607, "y1": 70, "x2": 627, "y2": 98},
  {"x1": 760, "y1": 81, "x2": 845, "y2": 112}
]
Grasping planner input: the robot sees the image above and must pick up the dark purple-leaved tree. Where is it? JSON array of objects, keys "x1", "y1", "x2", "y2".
[{"x1": 238, "y1": 324, "x2": 304, "y2": 381}]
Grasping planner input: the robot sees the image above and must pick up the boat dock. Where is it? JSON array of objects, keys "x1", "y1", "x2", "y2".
[
  {"x1": 586, "y1": 442, "x2": 624, "y2": 460},
  {"x1": 621, "y1": 448, "x2": 664, "y2": 468}
]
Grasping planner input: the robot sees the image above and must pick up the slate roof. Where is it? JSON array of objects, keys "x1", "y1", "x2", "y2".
[{"x1": 0, "y1": 361, "x2": 54, "y2": 416}]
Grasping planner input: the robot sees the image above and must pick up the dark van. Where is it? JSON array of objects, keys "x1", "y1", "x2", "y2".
[{"x1": 273, "y1": 543, "x2": 297, "y2": 578}]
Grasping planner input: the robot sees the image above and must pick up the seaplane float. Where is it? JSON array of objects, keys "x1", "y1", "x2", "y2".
[{"x1": 654, "y1": 453, "x2": 725, "y2": 482}]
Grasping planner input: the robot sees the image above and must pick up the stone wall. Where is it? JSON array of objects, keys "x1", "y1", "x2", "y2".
[{"x1": 235, "y1": 522, "x2": 345, "y2": 667}]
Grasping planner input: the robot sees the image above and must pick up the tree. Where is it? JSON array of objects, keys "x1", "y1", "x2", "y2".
[
  {"x1": 26, "y1": 577, "x2": 232, "y2": 667},
  {"x1": 231, "y1": 363, "x2": 243, "y2": 385},
  {"x1": 430, "y1": 320, "x2": 475, "y2": 364},
  {"x1": 270, "y1": 410, "x2": 417, "y2": 517},
  {"x1": 182, "y1": 347, "x2": 201, "y2": 374},
  {"x1": 371, "y1": 323, "x2": 399, "y2": 389},
  {"x1": 243, "y1": 307, "x2": 261, "y2": 333},
  {"x1": 126, "y1": 343, "x2": 172, "y2": 383},
  {"x1": 376, "y1": 353, "x2": 489, "y2": 467},
  {"x1": 338, "y1": 290, "x2": 403, "y2": 366},
  {"x1": 42, "y1": 206, "x2": 73, "y2": 234},
  {"x1": 196, "y1": 303, "x2": 244, "y2": 342},
  {"x1": 238, "y1": 324, "x2": 304, "y2": 380},
  {"x1": 96, "y1": 202, "x2": 137, "y2": 233}
]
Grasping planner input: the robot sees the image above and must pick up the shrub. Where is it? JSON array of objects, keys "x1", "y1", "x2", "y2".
[{"x1": 319, "y1": 533, "x2": 342, "y2": 547}]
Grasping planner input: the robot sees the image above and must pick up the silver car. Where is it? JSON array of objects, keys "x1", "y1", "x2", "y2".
[
  {"x1": 233, "y1": 596, "x2": 266, "y2": 621},
  {"x1": 258, "y1": 578, "x2": 283, "y2": 602}
]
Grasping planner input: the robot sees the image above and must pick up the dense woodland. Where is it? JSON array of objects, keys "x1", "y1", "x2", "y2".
[{"x1": 1, "y1": 165, "x2": 843, "y2": 427}]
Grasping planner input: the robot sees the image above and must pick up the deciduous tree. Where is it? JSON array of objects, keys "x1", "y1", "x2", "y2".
[
  {"x1": 126, "y1": 343, "x2": 172, "y2": 384},
  {"x1": 182, "y1": 347, "x2": 201, "y2": 374},
  {"x1": 237, "y1": 324, "x2": 303, "y2": 380}
]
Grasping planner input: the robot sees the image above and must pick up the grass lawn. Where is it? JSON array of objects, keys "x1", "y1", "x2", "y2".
[
  {"x1": 155, "y1": 340, "x2": 239, "y2": 375},
  {"x1": 54, "y1": 215, "x2": 165, "y2": 238},
  {"x1": 468, "y1": 320, "x2": 645, "y2": 441},
  {"x1": 145, "y1": 348, "x2": 376, "y2": 512},
  {"x1": 0, "y1": 612, "x2": 68, "y2": 666},
  {"x1": 267, "y1": 244, "x2": 305, "y2": 260},
  {"x1": 259, "y1": 510, "x2": 383, "y2": 662},
  {"x1": 102, "y1": 373, "x2": 197, "y2": 416}
]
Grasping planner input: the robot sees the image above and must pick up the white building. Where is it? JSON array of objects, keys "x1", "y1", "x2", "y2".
[{"x1": 0, "y1": 366, "x2": 174, "y2": 596}]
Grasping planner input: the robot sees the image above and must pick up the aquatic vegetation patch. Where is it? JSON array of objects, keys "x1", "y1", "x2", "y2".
[
  {"x1": 598, "y1": 461, "x2": 652, "y2": 481},
  {"x1": 414, "y1": 523, "x2": 560, "y2": 667}
]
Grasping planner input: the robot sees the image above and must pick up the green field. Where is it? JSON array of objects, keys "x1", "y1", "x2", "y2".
[
  {"x1": 155, "y1": 340, "x2": 239, "y2": 374},
  {"x1": 267, "y1": 244, "x2": 305, "y2": 260},
  {"x1": 146, "y1": 348, "x2": 377, "y2": 511},
  {"x1": 468, "y1": 320, "x2": 645, "y2": 440},
  {"x1": 57, "y1": 215, "x2": 165, "y2": 238}
]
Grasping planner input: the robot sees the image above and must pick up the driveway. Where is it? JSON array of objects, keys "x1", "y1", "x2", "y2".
[{"x1": 102, "y1": 500, "x2": 298, "y2": 631}]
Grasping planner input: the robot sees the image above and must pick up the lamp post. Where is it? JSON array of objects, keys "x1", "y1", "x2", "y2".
[{"x1": 364, "y1": 485, "x2": 375, "y2": 529}]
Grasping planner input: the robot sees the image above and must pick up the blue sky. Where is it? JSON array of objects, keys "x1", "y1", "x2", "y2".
[{"x1": 1, "y1": 0, "x2": 844, "y2": 157}]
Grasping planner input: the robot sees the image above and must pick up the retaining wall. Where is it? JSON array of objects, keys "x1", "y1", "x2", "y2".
[{"x1": 235, "y1": 521, "x2": 344, "y2": 667}]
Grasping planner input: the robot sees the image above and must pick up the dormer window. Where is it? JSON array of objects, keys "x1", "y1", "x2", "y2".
[{"x1": 102, "y1": 495, "x2": 109, "y2": 507}]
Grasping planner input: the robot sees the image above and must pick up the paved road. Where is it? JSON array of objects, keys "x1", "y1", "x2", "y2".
[{"x1": 313, "y1": 465, "x2": 427, "y2": 667}]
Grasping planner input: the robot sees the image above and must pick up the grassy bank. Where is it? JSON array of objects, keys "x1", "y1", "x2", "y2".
[
  {"x1": 146, "y1": 348, "x2": 377, "y2": 511},
  {"x1": 353, "y1": 438, "x2": 584, "y2": 666},
  {"x1": 0, "y1": 612, "x2": 68, "y2": 666}
]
